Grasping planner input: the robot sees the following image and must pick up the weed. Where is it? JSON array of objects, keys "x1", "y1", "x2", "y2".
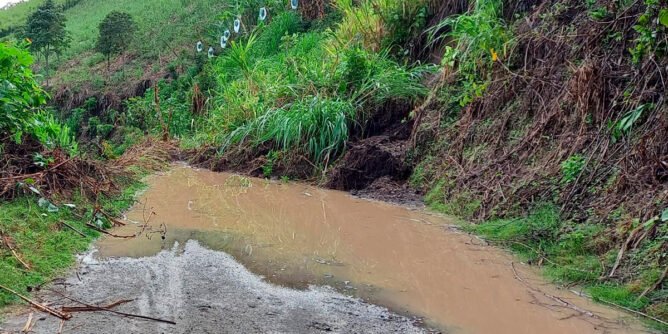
[
  {"x1": 560, "y1": 154, "x2": 586, "y2": 184},
  {"x1": 262, "y1": 150, "x2": 280, "y2": 177},
  {"x1": 629, "y1": 0, "x2": 667, "y2": 64},
  {"x1": 0, "y1": 178, "x2": 145, "y2": 307},
  {"x1": 611, "y1": 104, "x2": 651, "y2": 142},
  {"x1": 224, "y1": 96, "x2": 355, "y2": 165},
  {"x1": 428, "y1": 0, "x2": 511, "y2": 106}
]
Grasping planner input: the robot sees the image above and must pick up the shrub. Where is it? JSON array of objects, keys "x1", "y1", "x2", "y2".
[
  {"x1": 561, "y1": 154, "x2": 586, "y2": 184},
  {"x1": 223, "y1": 96, "x2": 355, "y2": 164},
  {"x1": 428, "y1": 0, "x2": 511, "y2": 106}
]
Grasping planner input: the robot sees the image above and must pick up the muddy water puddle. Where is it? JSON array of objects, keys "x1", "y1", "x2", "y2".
[{"x1": 97, "y1": 166, "x2": 643, "y2": 334}]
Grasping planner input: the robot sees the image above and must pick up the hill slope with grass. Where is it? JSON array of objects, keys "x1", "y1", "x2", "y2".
[{"x1": 0, "y1": 0, "x2": 667, "y2": 329}]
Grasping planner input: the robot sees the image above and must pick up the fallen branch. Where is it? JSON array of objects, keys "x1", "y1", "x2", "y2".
[
  {"x1": 59, "y1": 221, "x2": 87, "y2": 238},
  {"x1": 637, "y1": 265, "x2": 668, "y2": 301},
  {"x1": 48, "y1": 290, "x2": 175, "y2": 325},
  {"x1": 61, "y1": 299, "x2": 133, "y2": 313},
  {"x1": 57, "y1": 319, "x2": 65, "y2": 334},
  {"x1": 510, "y1": 262, "x2": 596, "y2": 318},
  {"x1": 0, "y1": 158, "x2": 72, "y2": 182},
  {"x1": 607, "y1": 224, "x2": 645, "y2": 279},
  {"x1": 96, "y1": 209, "x2": 127, "y2": 226},
  {"x1": 84, "y1": 223, "x2": 135, "y2": 239},
  {"x1": 1, "y1": 234, "x2": 31, "y2": 270},
  {"x1": 21, "y1": 312, "x2": 34, "y2": 333},
  {"x1": 571, "y1": 290, "x2": 668, "y2": 327},
  {"x1": 0, "y1": 284, "x2": 71, "y2": 320}
]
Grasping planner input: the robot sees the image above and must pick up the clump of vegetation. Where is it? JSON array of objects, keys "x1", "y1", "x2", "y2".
[
  {"x1": 96, "y1": 11, "x2": 136, "y2": 70},
  {"x1": 428, "y1": 0, "x2": 510, "y2": 106},
  {"x1": 560, "y1": 154, "x2": 586, "y2": 184},
  {"x1": 0, "y1": 42, "x2": 76, "y2": 153},
  {"x1": 24, "y1": 0, "x2": 70, "y2": 82},
  {"x1": 193, "y1": 10, "x2": 431, "y2": 167}
]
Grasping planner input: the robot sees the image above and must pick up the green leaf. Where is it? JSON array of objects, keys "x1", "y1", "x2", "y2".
[
  {"x1": 659, "y1": 9, "x2": 668, "y2": 28},
  {"x1": 661, "y1": 208, "x2": 668, "y2": 222}
]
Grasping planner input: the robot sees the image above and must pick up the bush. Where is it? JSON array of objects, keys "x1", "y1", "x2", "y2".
[
  {"x1": 0, "y1": 42, "x2": 46, "y2": 140},
  {"x1": 223, "y1": 96, "x2": 355, "y2": 164},
  {"x1": 1, "y1": 43, "x2": 78, "y2": 155}
]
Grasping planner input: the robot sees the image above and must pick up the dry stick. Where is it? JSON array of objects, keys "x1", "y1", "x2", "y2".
[
  {"x1": 48, "y1": 290, "x2": 176, "y2": 325},
  {"x1": 84, "y1": 223, "x2": 135, "y2": 239},
  {"x1": 57, "y1": 319, "x2": 65, "y2": 334},
  {"x1": 607, "y1": 224, "x2": 645, "y2": 279},
  {"x1": 0, "y1": 158, "x2": 72, "y2": 181},
  {"x1": 0, "y1": 284, "x2": 71, "y2": 320},
  {"x1": 510, "y1": 262, "x2": 597, "y2": 318},
  {"x1": 61, "y1": 299, "x2": 134, "y2": 313},
  {"x1": 97, "y1": 209, "x2": 126, "y2": 226},
  {"x1": 21, "y1": 312, "x2": 34, "y2": 333},
  {"x1": 637, "y1": 265, "x2": 668, "y2": 301},
  {"x1": 59, "y1": 221, "x2": 86, "y2": 238},
  {"x1": 571, "y1": 290, "x2": 668, "y2": 327},
  {"x1": 1, "y1": 235, "x2": 31, "y2": 270}
]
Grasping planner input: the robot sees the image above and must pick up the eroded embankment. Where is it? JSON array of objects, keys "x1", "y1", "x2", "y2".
[{"x1": 73, "y1": 166, "x2": 645, "y2": 333}]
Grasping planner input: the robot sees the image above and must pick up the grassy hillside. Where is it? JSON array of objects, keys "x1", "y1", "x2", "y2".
[
  {"x1": 55, "y1": 0, "x2": 232, "y2": 91},
  {"x1": 2, "y1": 0, "x2": 232, "y2": 94},
  {"x1": 0, "y1": 0, "x2": 64, "y2": 30}
]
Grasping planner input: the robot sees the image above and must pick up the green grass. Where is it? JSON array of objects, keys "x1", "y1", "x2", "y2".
[
  {"x1": 62, "y1": 0, "x2": 227, "y2": 59},
  {"x1": 3, "y1": 0, "x2": 236, "y2": 89},
  {"x1": 0, "y1": 0, "x2": 69, "y2": 31},
  {"x1": 442, "y1": 202, "x2": 668, "y2": 329},
  {"x1": 197, "y1": 13, "x2": 431, "y2": 166},
  {"x1": 0, "y1": 180, "x2": 146, "y2": 307}
]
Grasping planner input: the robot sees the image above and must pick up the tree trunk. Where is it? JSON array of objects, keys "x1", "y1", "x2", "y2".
[{"x1": 44, "y1": 45, "x2": 50, "y2": 86}]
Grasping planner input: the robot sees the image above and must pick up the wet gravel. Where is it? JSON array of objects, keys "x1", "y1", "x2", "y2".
[{"x1": 1, "y1": 241, "x2": 426, "y2": 334}]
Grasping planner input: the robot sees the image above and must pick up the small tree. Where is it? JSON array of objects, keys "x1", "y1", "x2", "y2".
[
  {"x1": 25, "y1": 0, "x2": 70, "y2": 85},
  {"x1": 96, "y1": 11, "x2": 136, "y2": 71}
]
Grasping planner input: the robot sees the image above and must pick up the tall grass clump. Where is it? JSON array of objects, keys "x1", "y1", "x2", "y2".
[
  {"x1": 428, "y1": 0, "x2": 511, "y2": 106},
  {"x1": 333, "y1": 0, "x2": 429, "y2": 53},
  {"x1": 196, "y1": 0, "x2": 432, "y2": 166},
  {"x1": 255, "y1": 11, "x2": 303, "y2": 57},
  {"x1": 223, "y1": 96, "x2": 355, "y2": 164}
]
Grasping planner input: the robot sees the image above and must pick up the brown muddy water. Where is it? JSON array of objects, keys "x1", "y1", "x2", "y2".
[{"x1": 97, "y1": 166, "x2": 644, "y2": 334}]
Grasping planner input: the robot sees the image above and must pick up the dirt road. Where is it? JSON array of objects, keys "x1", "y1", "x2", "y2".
[
  {"x1": 0, "y1": 167, "x2": 650, "y2": 333},
  {"x1": 1, "y1": 241, "x2": 425, "y2": 333}
]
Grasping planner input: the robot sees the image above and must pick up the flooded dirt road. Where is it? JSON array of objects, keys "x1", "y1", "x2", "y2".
[{"x1": 2, "y1": 166, "x2": 648, "y2": 333}]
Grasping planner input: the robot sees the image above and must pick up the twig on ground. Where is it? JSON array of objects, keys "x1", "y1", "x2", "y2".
[
  {"x1": 510, "y1": 262, "x2": 596, "y2": 318},
  {"x1": 57, "y1": 319, "x2": 65, "y2": 334},
  {"x1": 607, "y1": 224, "x2": 645, "y2": 279},
  {"x1": 48, "y1": 290, "x2": 176, "y2": 325},
  {"x1": 637, "y1": 265, "x2": 668, "y2": 301},
  {"x1": 59, "y1": 221, "x2": 87, "y2": 238},
  {"x1": 96, "y1": 209, "x2": 126, "y2": 226},
  {"x1": 21, "y1": 312, "x2": 34, "y2": 333},
  {"x1": 1, "y1": 234, "x2": 32, "y2": 270},
  {"x1": 61, "y1": 299, "x2": 133, "y2": 313},
  {"x1": 0, "y1": 284, "x2": 71, "y2": 320},
  {"x1": 84, "y1": 223, "x2": 135, "y2": 239},
  {"x1": 0, "y1": 158, "x2": 72, "y2": 182},
  {"x1": 571, "y1": 290, "x2": 668, "y2": 326}
]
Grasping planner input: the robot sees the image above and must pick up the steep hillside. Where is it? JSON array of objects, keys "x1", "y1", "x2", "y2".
[{"x1": 2, "y1": 0, "x2": 230, "y2": 111}]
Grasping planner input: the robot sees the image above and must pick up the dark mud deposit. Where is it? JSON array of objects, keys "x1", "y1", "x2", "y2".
[{"x1": 1, "y1": 242, "x2": 424, "y2": 333}]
